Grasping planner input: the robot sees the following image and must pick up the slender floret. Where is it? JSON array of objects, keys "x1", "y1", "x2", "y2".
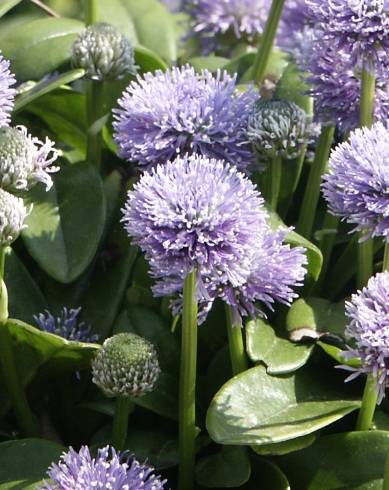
[
  {"x1": 322, "y1": 123, "x2": 389, "y2": 240},
  {"x1": 34, "y1": 307, "x2": 98, "y2": 343},
  {"x1": 184, "y1": 0, "x2": 271, "y2": 53},
  {"x1": 0, "y1": 188, "x2": 29, "y2": 247},
  {"x1": 0, "y1": 52, "x2": 15, "y2": 127},
  {"x1": 71, "y1": 23, "x2": 137, "y2": 81},
  {"x1": 92, "y1": 333, "x2": 160, "y2": 398},
  {"x1": 113, "y1": 65, "x2": 258, "y2": 172},
  {"x1": 40, "y1": 445, "x2": 166, "y2": 490},
  {"x1": 341, "y1": 272, "x2": 389, "y2": 403},
  {"x1": 306, "y1": 0, "x2": 389, "y2": 70},
  {"x1": 122, "y1": 154, "x2": 307, "y2": 320},
  {"x1": 0, "y1": 126, "x2": 59, "y2": 192}
]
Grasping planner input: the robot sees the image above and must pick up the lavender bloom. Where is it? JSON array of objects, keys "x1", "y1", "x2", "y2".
[
  {"x1": 40, "y1": 445, "x2": 166, "y2": 490},
  {"x1": 113, "y1": 66, "x2": 258, "y2": 172},
  {"x1": 123, "y1": 154, "x2": 267, "y2": 315},
  {"x1": 322, "y1": 123, "x2": 389, "y2": 240},
  {"x1": 34, "y1": 307, "x2": 98, "y2": 343},
  {"x1": 123, "y1": 154, "x2": 306, "y2": 321},
  {"x1": 341, "y1": 272, "x2": 389, "y2": 403},
  {"x1": 222, "y1": 228, "x2": 307, "y2": 318},
  {"x1": 161, "y1": 0, "x2": 183, "y2": 11},
  {"x1": 306, "y1": 0, "x2": 389, "y2": 70},
  {"x1": 306, "y1": 41, "x2": 389, "y2": 132},
  {"x1": 184, "y1": 0, "x2": 271, "y2": 53},
  {"x1": 0, "y1": 126, "x2": 59, "y2": 192},
  {"x1": 0, "y1": 52, "x2": 15, "y2": 128}
]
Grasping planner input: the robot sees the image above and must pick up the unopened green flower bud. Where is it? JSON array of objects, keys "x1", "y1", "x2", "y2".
[
  {"x1": 0, "y1": 188, "x2": 29, "y2": 247},
  {"x1": 247, "y1": 100, "x2": 311, "y2": 160},
  {"x1": 92, "y1": 333, "x2": 160, "y2": 398},
  {"x1": 0, "y1": 126, "x2": 59, "y2": 192},
  {"x1": 71, "y1": 23, "x2": 137, "y2": 81}
]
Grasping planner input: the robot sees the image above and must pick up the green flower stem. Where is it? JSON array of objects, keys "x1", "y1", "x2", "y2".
[
  {"x1": 314, "y1": 213, "x2": 339, "y2": 294},
  {"x1": 225, "y1": 305, "x2": 248, "y2": 376},
  {"x1": 356, "y1": 373, "x2": 378, "y2": 431},
  {"x1": 85, "y1": 0, "x2": 97, "y2": 25},
  {"x1": 252, "y1": 0, "x2": 286, "y2": 84},
  {"x1": 178, "y1": 270, "x2": 198, "y2": 490},
  {"x1": 383, "y1": 448, "x2": 389, "y2": 490},
  {"x1": 268, "y1": 155, "x2": 282, "y2": 210},
  {"x1": 0, "y1": 247, "x2": 38, "y2": 437},
  {"x1": 297, "y1": 125, "x2": 335, "y2": 239},
  {"x1": 383, "y1": 243, "x2": 389, "y2": 272},
  {"x1": 86, "y1": 80, "x2": 105, "y2": 170},
  {"x1": 357, "y1": 238, "x2": 373, "y2": 290},
  {"x1": 112, "y1": 396, "x2": 132, "y2": 450}
]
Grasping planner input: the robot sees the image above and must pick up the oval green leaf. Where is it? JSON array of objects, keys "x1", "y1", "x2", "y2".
[
  {"x1": 280, "y1": 431, "x2": 389, "y2": 490},
  {"x1": 22, "y1": 163, "x2": 106, "y2": 284},
  {"x1": 95, "y1": 0, "x2": 137, "y2": 43},
  {"x1": 206, "y1": 365, "x2": 360, "y2": 446},
  {"x1": 251, "y1": 433, "x2": 316, "y2": 456},
  {"x1": 0, "y1": 438, "x2": 65, "y2": 488},
  {"x1": 246, "y1": 319, "x2": 313, "y2": 374},
  {"x1": 0, "y1": 17, "x2": 84, "y2": 81}
]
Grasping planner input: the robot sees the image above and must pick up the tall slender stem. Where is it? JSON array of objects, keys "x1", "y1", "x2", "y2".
[
  {"x1": 112, "y1": 396, "x2": 131, "y2": 450},
  {"x1": 314, "y1": 213, "x2": 339, "y2": 294},
  {"x1": 178, "y1": 270, "x2": 198, "y2": 490},
  {"x1": 356, "y1": 373, "x2": 378, "y2": 431},
  {"x1": 297, "y1": 125, "x2": 335, "y2": 238},
  {"x1": 265, "y1": 155, "x2": 282, "y2": 210},
  {"x1": 85, "y1": 0, "x2": 97, "y2": 25},
  {"x1": 383, "y1": 243, "x2": 389, "y2": 272},
  {"x1": 252, "y1": 0, "x2": 286, "y2": 84},
  {"x1": 356, "y1": 61, "x2": 375, "y2": 288},
  {"x1": 225, "y1": 305, "x2": 248, "y2": 376},
  {"x1": 0, "y1": 247, "x2": 38, "y2": 437},
  {"x1": 86, "y1": 81, "x2": 105, "y2": 170}
]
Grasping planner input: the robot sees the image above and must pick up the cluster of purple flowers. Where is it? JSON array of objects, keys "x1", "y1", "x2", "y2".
[
  {"x1": 122, "y1": 154, "x2": 307, "y2": 321},
  {"x1": 34, "y1": 307, "x2": 98, "y2": 343},
  {"x1": 341, "y1": 272, "x2": 389, "y2": 403},
  {"x1": 113, "y1": 65, "x2": 258, "y2": 173},
  {"x1": 40, "y1": 445, "x2": 166, "y2": 490},
  {"x1": 322, "y1": 122, "x2": 389, "y2": 240},
  {"x1": 183, "y1": 0, "x2": 271, "y2": 54}
]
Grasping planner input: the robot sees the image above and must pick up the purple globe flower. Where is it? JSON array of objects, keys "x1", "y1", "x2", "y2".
[
  {"x1": 322, "y1": 122, "x2": 389, "y2": 240},
  {"x1": 34, "y1": 307, "x2": 98, "y2": 343},
  {"x1": 122, "y1": 153, "x2": 267, "y2": 316},
  {"x1": 40, "y1": 445, "x2": 166, "y2": 490},
  {"x1": 306, "y1": 0, "x2": 389, "y2": 70},
  {"x1": 0, "y1": 52, "x2": 15, "y2": 128},
  {"x1": 184, "y1": 0, "x2": 271, "y2": 53},
  {"x1": 122, "y1": 153, "x2": 307, "y2": 321},
  {"x1": 306, "y1": 41, "x2": 389, "y2": 132},
  {"x1": 113, "y1": 66, "x2": 258, "y2": 172},
  {"x1": 341, "y1": 272, "x2": 389, "y2": 403},
  {"x1": 222, "y1": 228, "x2": 307, "y2": 318}
]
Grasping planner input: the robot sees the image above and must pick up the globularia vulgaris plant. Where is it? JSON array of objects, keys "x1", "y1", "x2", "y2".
[{"x1": 0, "y1": 0, "x2": 387, "y2": 489}]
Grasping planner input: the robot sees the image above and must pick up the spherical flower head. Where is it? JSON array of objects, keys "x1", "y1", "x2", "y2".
[
  {"x1": 246, "y1": 100, "x2": 312, "y2": 161},
  {"x1": 0, "y1": 126, "x2": 59, "y2": 192},
  {"x1": 0, "y1": 189, "x2": 29, "y2": 247},
  {"x1": 184, "y1": 0, "x2": 271, "y2": 54},
  {"x1": 341, "y1": 272, "x2": 389, "y2": 403},
  {"x1": 34, "y1": 307, "x2": 98, "y2": 343},
  {"x1": 0, "y1": 52, "x2": 15, "y2": 127},
  {"x1": 222, "y1": 227, "x2": 307, "y2": 318},
  {"x1": 306, "y1": 40, "x2": 388, "y2": 132},
  {"x1": 122, "y1": 154, "x2": 267, "y2": 318},
  {"x1": 40, "y1": 445, "x2": 166, "y2": 490},
  {"x1": 71, "y1": 22, "x2": 137, "y2": 81},
  {"x1": 306, "y1": 0, "x2": 389, "y2": 70},
  {"x1": 322, "y1": 122, "x2": 389, "y2": 240},
  {"x1": 92, "y1": 333, "x2": 160, "y2": 398},
  {"x1": 113, "y1": 65, "x2": 258, "y2": 172}
]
